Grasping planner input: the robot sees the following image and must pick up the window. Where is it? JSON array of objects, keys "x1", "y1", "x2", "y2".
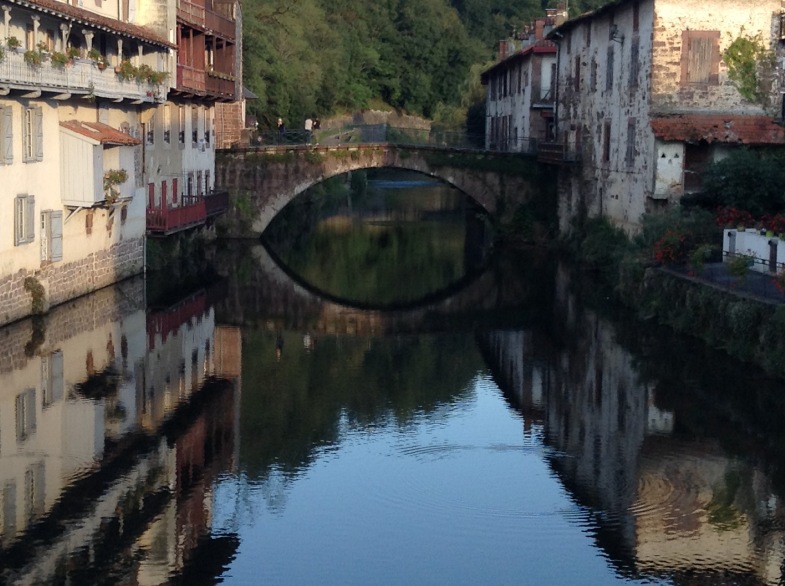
[
  {"x1": 179, "y1": 106, "x2": 186, "y2": 145},
  {"x1": 197, "y1": 170, "x2": 203, "y2": 195},
  {"x1": 205, "y1": 171, "x2": 210, "y2": 194},
  {"x1": 606, "y1": 46, "x2": 614, "y2": 91},
  {"x1": 40, "y1": 210, "x2": 62, "y2": 262},
  {"x1": 22, "y1": 106, "x2": 42, "y2": 163},
  {"x1": 629, "y1": 38, "x2": 640, "y2": 89},
  {"x1": 191, "y1": 106, "x2": 198, "y2": 145},
  {"x1": 187, "y1": 172, "x2": 194, "y2": 196},
  {"x1": 15, "y1": 389, "x2": 36, "y2": 442},
  {"x1": 590, "y1": 57, "x2": 597, "y2": 91},
  {"x1": 681, "y1": 31, "x2": 720, "y2": 85},
  {"x1": 41, "y1": 351, "x2": 64, "y2": 408},
  {"x1": 0, "y1": 106, "x2": 11, "y2": 164},
  {"x1": 172, "y1": 178, "x2": 178, "y2": 204},
  {"x1": 574, "y1": 56, "x2": 581, "y2": 92},
  {"x1": 626, "y1": 119, "x2": 636, "y2": 168},
  {"x1": 633, "y1": 2, "x2": 639, "y2": 33},
  {"x1": 603, "y1": 120, "x2": 611, "y2": 165},
  {"x1": 204, "y1": 107, "x2": 210, "y2": 145},
  {"x1": 164, "y1": 104, "x2": 171, "y2": 144},
  {"x1": 15, "y1": 194, "x2": 35, "y2": 245}
]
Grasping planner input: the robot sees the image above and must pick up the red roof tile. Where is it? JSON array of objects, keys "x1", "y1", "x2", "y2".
[
  {"x1": 651, "y1": 114, "x2": 785, "y2": 145},
  {"x1": 9, "y1": 0, "x2": 174, "y2": 48},
  {"x1": 60, "y1": 120, "x2": 141, "y2": 145}
]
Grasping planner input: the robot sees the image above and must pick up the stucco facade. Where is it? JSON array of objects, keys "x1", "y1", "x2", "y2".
[
  {"x1": 549, "y1": 0, "x2": 784, "y2": 233},
  {"x1": 0, "y1": 0, "x2": 239, "y2": 326}
]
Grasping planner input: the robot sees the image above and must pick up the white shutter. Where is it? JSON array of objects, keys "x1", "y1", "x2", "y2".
[
  {"x1": 26, "y1": 196, "x2": 35, "y2": 243},
  {"x1": 14, "y1": 196, "x2": 23, "y2": 245},
  {"x1": 1, "y1": 106, "x2": 12, "y2": 164},
  {"x1": 50, "y1": 210, "x2": 63, "y2": 261},
  {"x1": 34, "y1": 107, "x2": 43, "y2": 161},
  {"x1": 40, "y1": 212, "x2": 48, "y2": 260}
]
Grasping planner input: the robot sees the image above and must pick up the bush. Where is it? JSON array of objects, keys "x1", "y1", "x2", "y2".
[{"x1": 702, "y1": 149, "x2": 785, "y2": 216}]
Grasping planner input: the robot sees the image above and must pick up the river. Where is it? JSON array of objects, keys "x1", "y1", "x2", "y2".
[{"x1": 1, "y1": 169, "x2": 784, "y2": 585}]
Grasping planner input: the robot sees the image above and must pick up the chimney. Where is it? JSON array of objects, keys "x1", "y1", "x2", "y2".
[
  {"x1": 535, "y1": 18, "x2": 545, "y2": 40},
  {"x1": 555, "y1": 3, "x2": 568, "y2": 26}
]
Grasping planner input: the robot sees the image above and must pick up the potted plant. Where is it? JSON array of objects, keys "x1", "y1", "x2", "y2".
[
  {"x1": 103, "y1": 169, "x2": 128, "y2": 204},
  {"x1": 115, "y1": 60, "x2": 137, "y2": 81},
  {"x1": 66, "y1": 46, "x2": 80, "y2": 61},
  {"x1": 50, "y1": 51, "x2": 69, "y2": 69},
  {"x1": 147, "y1": 70, "x2": 169, "y2": 85},
  {"x1": 23, "y1": 49, "x2": 42, "y2": 67},
  {"x1": 6, "y1": 36, "x2": 21, "y2": 51}
]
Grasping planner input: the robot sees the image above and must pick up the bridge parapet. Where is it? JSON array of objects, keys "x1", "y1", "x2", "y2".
[{"x1": 216, "y1": 143, "x2": 553, "y2": 236}]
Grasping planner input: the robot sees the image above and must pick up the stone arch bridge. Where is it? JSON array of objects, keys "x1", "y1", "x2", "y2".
[{"x1": 216, "y1": 143, "x2": 552, "y2": 235}]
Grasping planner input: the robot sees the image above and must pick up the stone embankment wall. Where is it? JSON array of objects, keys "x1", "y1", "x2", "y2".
[{"x1": 0, "y1": 238, "x2": 144, "y2": 327}]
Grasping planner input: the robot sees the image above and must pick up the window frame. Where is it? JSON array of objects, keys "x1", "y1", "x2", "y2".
[{"x1": 15, "y1": 194, "x2": 35, "y2": 246}]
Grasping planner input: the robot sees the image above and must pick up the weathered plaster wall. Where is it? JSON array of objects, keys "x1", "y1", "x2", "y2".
[{"x1": 651, "y1": 0, "x2": 780, "y2": 115}]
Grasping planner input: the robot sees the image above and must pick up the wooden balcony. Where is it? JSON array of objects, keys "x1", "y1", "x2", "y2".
[
  {"x1": 178, "y1": 0, "x2": 206, "y2": 27},
  {"x1": 177, "y1": 63, "x2": 206, "y2": 93},
  {"x1": 537, "y1": 141, "x2": 580, "y2": 165},
  {"x1": 206, "y1": 10, "x2": 236, "y2": 40},
  {"x1": 0, "y1": 50, "x2": 166, "y2": 102},
  {"x1": 147, "y1": 190, "x2": 229, "y2": 236},
  {"x1": 147, "y1": 290, "x2": 208, "y2": 350},
  {"x1": 206, "y1": 71, "x2": 235, "y2": 99}
]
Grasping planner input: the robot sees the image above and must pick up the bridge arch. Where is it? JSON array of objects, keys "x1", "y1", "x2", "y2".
[{"x1": 216, "y1": 144, "x2": 545, "y2": 235}]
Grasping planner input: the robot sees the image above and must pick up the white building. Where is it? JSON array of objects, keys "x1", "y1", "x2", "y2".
[
  {"x1": 481, "y1": 9, "x2": 564, "y2": 152},
  {"x1": 546, "y1": 0, "x2": 785, "y2": 234}
]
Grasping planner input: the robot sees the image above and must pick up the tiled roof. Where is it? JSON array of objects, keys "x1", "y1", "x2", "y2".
[
  {"x1": 60, "y1": 120, "x2": 141, "y2": 145},
  {"x1": 651, "y1": 114, "x2": 785, "y2": 145},
  {"x1": 9, "y1": 0, "x2": 174, "y2": 48},
  {"x1": 481, "y1": 39, "x2": 557, "y2": 81}
]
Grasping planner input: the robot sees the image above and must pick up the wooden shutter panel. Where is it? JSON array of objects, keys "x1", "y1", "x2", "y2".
[
  {"x1": 1, "y1": 107, "x2": 12, "y2": 164},
  {"x1": 34, "y1": 107, "x2": 43, "y2": 161},
  {"x1": 26, "y1": 196, "x2": 35, "y2": 243},
  {"x1": 50, "y1": 210, "x2": 62, "y2": 261},
  {"x1": 14, "y1": 196, "x2": 23, "y2": 245}
]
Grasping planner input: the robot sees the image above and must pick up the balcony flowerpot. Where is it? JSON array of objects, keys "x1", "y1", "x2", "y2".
[{"x1": 97, "y1": 62, "x2": 107, "y2": 71}]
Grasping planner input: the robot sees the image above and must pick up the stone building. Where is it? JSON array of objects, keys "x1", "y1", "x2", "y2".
[
  {"x1": 546, "y1": 0, "x2": 785, "y2": 233},
  {"x1": 481, "y1": 8, "x2": 566, "y2": 152}
]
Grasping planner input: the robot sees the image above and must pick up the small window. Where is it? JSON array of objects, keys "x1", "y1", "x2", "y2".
[
  {"x1": 15, "y1": 194, "x2": 35, "y2": 245},
  {"x1": 22, "y1": 106, "x2": 43, "y2": 163},
  {"x1": 603, "y1": 120, "x2": 611, "y2": 165},
  {"x1": 15, "y1": 389, "x2": 36, "y2": 442},
  {"x1": 164, "y1": 104, "x2": 171, "y2": 144},
  {"x1": 606, "y1": 46, "x2": 614, "y2": 91},
  {"x1": 629, "y1": 38, "x2": 640, "y2": 89},
  {"x1": 626, "y1": 119, "x2": 636, "y2": 168}
]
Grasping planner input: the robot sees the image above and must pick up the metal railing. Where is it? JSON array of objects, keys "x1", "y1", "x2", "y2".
[
  {"x1": 0, "y1": 50, "x2": 166, "y2": 102},
  {"x1": 249, "y1": 124, "x2": 539, "y2": 154}
]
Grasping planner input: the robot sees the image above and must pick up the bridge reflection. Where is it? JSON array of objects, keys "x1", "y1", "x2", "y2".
[{"x1": 213, "y1": 241, "x2": 554, "y2": 335}]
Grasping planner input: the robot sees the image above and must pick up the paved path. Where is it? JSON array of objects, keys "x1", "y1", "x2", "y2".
[{"x1": 665, "y1": 263, "x2": 785, "y2": 305}]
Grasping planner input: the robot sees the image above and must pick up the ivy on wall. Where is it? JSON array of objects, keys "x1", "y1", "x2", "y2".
[{"x1": 723, "y1": 30, "x2": 776, "y2": 107}]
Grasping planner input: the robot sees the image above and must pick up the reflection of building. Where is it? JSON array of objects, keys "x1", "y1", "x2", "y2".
[
  {"x1": 479, "y1": 265, "x2": 785, "y2": 583},
  {"x1": 0, "y1": 278, "x2": 240, "y2": 584}
]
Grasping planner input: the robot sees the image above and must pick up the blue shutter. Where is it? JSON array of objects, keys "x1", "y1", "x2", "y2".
[
  {"x1": 26, "y1": 195, "x2": 35, "y2": 243},
  {"x1": 1, "y1": 106, "x2": 12, "y2": 164},
  {"x1": 34, "y1": 107, "x2": 43, "y2": 161},
  {"x1": 50, "y1": 210, "x2": 62, "y2": 261}
]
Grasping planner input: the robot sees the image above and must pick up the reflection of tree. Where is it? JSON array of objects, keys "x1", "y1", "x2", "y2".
[{"x1": 239, "y1": 332, "x2": 483, "y2": 501}]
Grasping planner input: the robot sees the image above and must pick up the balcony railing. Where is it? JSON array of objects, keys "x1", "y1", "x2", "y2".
[
  {"x1": 147, "y1": 190, "x2": 229, "y2": 236},
  {"x1": 0, "y1": 50, "x2": 166, "y2": 102},
  {"x1": 537, "y1": 141, "x2": 580, "y2": 164},
  {"x1": 205, "y1": 10, "x2": 236, "y2": 39},
  {"x1": 147, "y1": 290, "x2": 208, "y2": 349},
  {"x1": 177, "y1": 63, "x2": 206, "y2": 92},
  {"x1": 206, "y1": 72, "x2": 235, "y2": 98},
  {"x1": 178, "y1": 0, "x2": 206, "y2": 26}
]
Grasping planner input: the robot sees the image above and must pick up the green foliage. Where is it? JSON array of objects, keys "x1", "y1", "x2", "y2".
[
  {"x1": 24, "y1": 277, "x2": 46, "y2": 314},
  {"x1": 723, "y1": 31, "x2": 776, "y2": 106},
  {"x1": 103, "y1": 169, "x2": 128, "y2": 203},
  {"x1": 702, "y1": 149, "x2": 785, "y2": 216},
  {"x1": 572, "y1": 217, "x2": 631, "y2": 280}
]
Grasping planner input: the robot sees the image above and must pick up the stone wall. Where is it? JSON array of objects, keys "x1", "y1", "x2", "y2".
[{"x1": 0, "y1": 237, "x2": 144, "y2": 327}]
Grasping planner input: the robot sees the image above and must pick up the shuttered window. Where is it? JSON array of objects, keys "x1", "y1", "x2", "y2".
[
  {"x1": 40, "y1": 210, "x2": 63, "y2": 261},
  {"x1": 681, "y1": 31, "x2": 720, "y2": 85},
  {"x1": 0, "y1": 106, "x2": 12, "y2": 164},
  {"x1": 15, "y1": 194, "x2": 35, "y2": 245},
  {"x1": 22, "y1": 107, "x2": 43, "y2": 163}
]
